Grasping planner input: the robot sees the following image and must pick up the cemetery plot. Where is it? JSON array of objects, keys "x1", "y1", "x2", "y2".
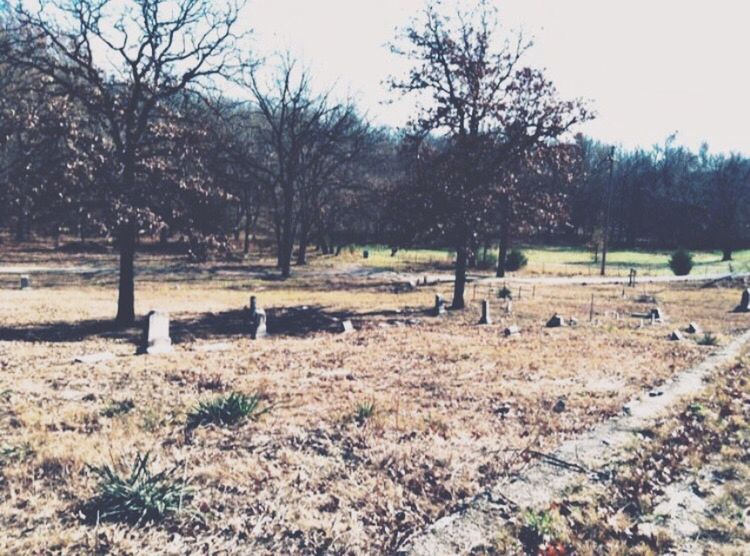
[{"x1": 0, "y1": 269, "x2": 746, "y2": 554}]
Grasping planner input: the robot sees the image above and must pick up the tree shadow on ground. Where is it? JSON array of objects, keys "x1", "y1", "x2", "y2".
[{"x1": 0, "y1": 305, "x2": 430, "y2": 345}]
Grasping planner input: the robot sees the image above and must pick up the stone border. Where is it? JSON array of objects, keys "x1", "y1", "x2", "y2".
[{"x1": 399, "y1": 329, "x2": 750, "y2": 555}]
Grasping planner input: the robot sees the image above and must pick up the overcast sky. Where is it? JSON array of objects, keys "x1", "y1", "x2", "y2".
[{"x1": 244, "y1": 0, "x2": 750, "y2": 155}]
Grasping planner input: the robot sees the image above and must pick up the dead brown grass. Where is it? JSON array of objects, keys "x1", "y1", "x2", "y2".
[{"x1": 0, "y1": 250, "x2": 746, "y2": 554}]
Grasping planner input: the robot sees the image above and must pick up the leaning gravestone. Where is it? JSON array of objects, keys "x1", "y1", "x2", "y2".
[
  {"x1": 739, "y1": 289, "x2": 750, "y2": 312},
  {"x1": 19, "y1": 275, "x2": 31, "y2": 290},
  {"x1": 546, "y1": 313, "x2": 566, "y2": 328},
  {"x1": 479, "y1": 299, "x2": 492, "y2": 325},
  {"x1": 143, "y1": 311, "x2": 173, "y2": 354},
  {"x1": 340, "y1": 320, "x2": 354, "y2": 334},
  {"x1": 434, "y1": 294, "x2": 447, "y2": 316},
  {"x1": 250, "y1": 308, "x2": 267, "y2": 340}
]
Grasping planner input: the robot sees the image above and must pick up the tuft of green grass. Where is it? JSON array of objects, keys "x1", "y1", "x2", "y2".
[
  {"x1": 100, "y1": 399, "x2": 135, "y2": 418},
  {"x1": 83, "y1": 452, "x2": 192, "y2": 525},
  {"x1": 354, "y1": 400, "x2": 376, "y2": 426},
  {"x1": 186, "y1": 391, "x2": 267, "y2": 430},
  {"x1": 697, "y1": 332, "x2": 719, "y2": 346}
]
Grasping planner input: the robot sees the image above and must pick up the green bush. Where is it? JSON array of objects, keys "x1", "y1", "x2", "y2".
[
  {"x1": 354, "y1": 400, "x2": 375, "y2": 426},
  {"x1": 505, "y1": 249, "x2": 528, "y2": 272},
  {"x1": 186, "y1": 392, "x2": 267, "y2": 430},
  {"x1": 668, "y1": 249, "x2": 693, "y2": 276},
  {"x1": 83, "y1": 452, "x2": 191, "y2": 525}
]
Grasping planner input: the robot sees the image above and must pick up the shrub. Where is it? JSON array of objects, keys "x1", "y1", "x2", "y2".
[
  {"x1": 354, "y1": 401, "x2": 375, "y2": 426},
  {"x1": 83, "y1": 452, "x2": 191, "y2": 525},
  {"x1": 497, "y1": 286, "x2": 512, "y2": 299},
  {"x1": 505, "y1": 249, "x2": 528, "y2": 272},
  {"x1": 697, "y1": 332, "x2": 719, "y2": 346},
  {"x1": 186, "y1": 392, "x2": 267, "y2": 430},
  {"x1": 668, "y1": 249, "x2": 693, "y2": 276}
]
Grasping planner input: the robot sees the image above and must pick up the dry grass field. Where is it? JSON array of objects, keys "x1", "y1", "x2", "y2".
[{"x1": 0, "y1": 245, "x2": 747, "y2": 554}]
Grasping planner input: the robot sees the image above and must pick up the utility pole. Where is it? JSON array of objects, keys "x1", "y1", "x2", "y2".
[{"x1": 600, "y1": 146, "x2": 615, "y2": 276}]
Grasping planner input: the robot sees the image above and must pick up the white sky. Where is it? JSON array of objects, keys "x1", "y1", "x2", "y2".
[{"x1": 244, "y1": 0, "x2": 750, "y2": 155}]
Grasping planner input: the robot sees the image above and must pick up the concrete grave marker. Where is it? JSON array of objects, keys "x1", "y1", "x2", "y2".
[
  {"x1": 546, "y1": 313, "x2": 566, "y2": 328},
  {"x1": 479, "y1": 299, "x2": 492, "y2": 325},
  {"x1": 739, "y1": 289, "x2": 750, "y2": 312},
  {"x1": 74, "y1": 351, "x2": 115, "y2": 364},
  {"x1": 340, "y1": 320, "x2": 354, "y2": 334},
  {"x1": 669, "y1": 330, "x2": 683, "y2": 341},
  {"x1": 434, "y1": 294, "x2": 447, "y2": 316},
  {"x1": 504, "y1": 325, "x2": 520, "y2": 337},
  {"x1": 19, "y1": 275, "x2": 31, "y2": 290},
  {"x1": 250, "y1": 308, "x2": 267, "y2": 339},
  {"x1": 143, "y1": 311, "x2": 173, "y2": 354},
  {"x1": 650, "y1": 307, "x2": 665, "y2": 322}
]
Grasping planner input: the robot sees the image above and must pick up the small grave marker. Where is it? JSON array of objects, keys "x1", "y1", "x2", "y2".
[
  {"x1": 669, "y1": 330, "x2": 683, "y2": 341},
  {"x1": 686, "y1": 322, "x2": 701, "y2": 334},
  {"x1": 504, "y1": 325, "x2": 520, "y2": 337},
  {"x1": 340, "y1": 320, "x2": 354, "y2": 334},
  {"x1": 143, "y1": 311, "x2": 173, "y2": 354},
  {"x1": 250, "y1": 308, "x2": 267, "y2": 339},
  {"x1": 434, "y1": 294, "x2": 447, "y2": 316},
  {"x1": 19, "y1": 275, "x2": 31, "y2": 290},
  {"x1": 739, "y1": 289, "x2": 750, "y2": 312},
  {"x1": 546, "y1": 313, "x2": 566, "y2": 328},
  {"x1": 479, "y1": 299, "x2": 492, "y2": 325}
]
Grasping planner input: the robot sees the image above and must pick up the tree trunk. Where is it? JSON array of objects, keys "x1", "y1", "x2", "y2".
[
  {"x1": 496, "y1": 215, "x2": 509, "y2": 278},
  {"x1": 722, "y1": 248, "x2": 733, "y2": 261},
  {"x1": 243, "y1": 217, "x2": 251, "y2": 255},
  {"x1": 115, "y1": 222, "x2": 136, "y2": 327},
  {"x1": 452, "y1": 245, "x2": 467, "y2": 309},
  {"x1": 296, "y1": 219, "x2": 310, "y2": 265}
]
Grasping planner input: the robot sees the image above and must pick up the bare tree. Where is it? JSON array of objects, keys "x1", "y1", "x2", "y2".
[
  {"x1": 246, "y1": 58, "x2": 369, "y2": 276},
  {"x1": 6, "y1": 0, "x2": 245, "y2": 325},
  {"x1": 391, "y1": 0, "x2": 591, "y2": 307}
]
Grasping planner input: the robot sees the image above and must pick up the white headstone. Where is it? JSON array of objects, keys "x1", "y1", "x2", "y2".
[
  {"x1": 434, "y1": 294, "x2": 447, "y2": 316},
  {"x1": 479, "y1": 299, "x2": 492, "y2": 325},
  {"x1": 144, "y1": 311, "x2": 173, "y2": 354},
  {"x1": 341, "y1": 320, "x2": 354, "y2": 333},
  {"x1": 251, "y1": 308, "x2": 267, "y2": 339}
]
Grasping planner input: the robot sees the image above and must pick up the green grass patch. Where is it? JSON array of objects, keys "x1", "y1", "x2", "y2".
[{"x1": 186, "y1": 391, "x2": 268, "y2": 430}]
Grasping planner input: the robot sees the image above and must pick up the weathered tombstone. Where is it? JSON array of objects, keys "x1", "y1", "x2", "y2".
[
  {"x1": 434, "y1": 294, "x2": 447, "y2": 316},
  {"x1": 19, "y1": 275, "x2": 30, "y2": 290},
  {"x1": 504, "y1": 325, "x2": 520, "y2": 337},
  {"x1": 546, "y1": 313, "x2": 566, "y2": 328},
  {"x1": 143, "y1": 311, "x2": 173, "y2": 354},
  {"x1": 249, "y1": 308, "x2": 267, "y2": 340},
  {"x1": 340, "y1": 320, "x2": 354, "y2": 334},
  {"x1": 739, "y1": 289, "x2": 750, "y2": 312},
  {"x1": 669, "y1": 330, "x2": 683, "y2": 341},
  {"x1": 650, "y1": 307, "x2": 665, "y2": 322},
  {"x1": 686, "y1": 322, "x2": 701, "y2": 334},
  {"x1": 479, "y1": 299, "x2": 492, "y2": 325}
]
